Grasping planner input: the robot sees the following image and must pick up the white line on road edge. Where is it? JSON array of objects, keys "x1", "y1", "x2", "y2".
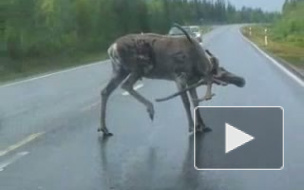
[
  {"x1": 81, "y1": 82, "x2": 145, "y2": 110},
  {"x1": 81, "y1": 101, "x2": 100, "y2": 111},
  {"x1": 0, "y1": 60, "x2": 109, "y2": 89},
  {"x1": 239, "y1": 29, "x2": 304, "y2": 87},
  {"x1": 0, "y1": 152, "x2": 29, "y2": 172},
  {"x1": 3, "y1": 107, "x2": 29, "y2": 119},
  {"x1": 122, "y1": 83, "x2": 144, "y2": 96},
  {"x1": 0, "y1": 132, "x2": 44, "y2": 157},
  {"x1": 81, "y1": 82, "x2": 144, "y2": 111}
]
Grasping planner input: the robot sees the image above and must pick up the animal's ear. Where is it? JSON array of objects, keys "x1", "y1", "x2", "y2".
[
  {"x1": 210, "y1": 56, "x2": 220, "y2": 75},
  {"x1": 205, "y1": 49, "x2": 220, "y2": 74}
]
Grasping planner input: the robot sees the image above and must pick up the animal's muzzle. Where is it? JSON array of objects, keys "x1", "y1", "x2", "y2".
[{"x1": 214, "y1": 67, "x2": 246, "y2": 88}]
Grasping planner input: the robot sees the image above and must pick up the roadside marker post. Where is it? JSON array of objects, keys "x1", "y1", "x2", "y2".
[{"x1": 264, "y1": 28, "x2": 268, "y2": 46}]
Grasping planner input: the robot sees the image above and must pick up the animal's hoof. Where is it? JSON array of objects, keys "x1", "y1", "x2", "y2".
[
  {"x1": 205, "y1": 93, "x2": 215, "y2": 101},
  {"x1": 188, "y1": 126, "x2": 194, "y2": 133},
  {"x1": 103, "y1": 132, "x2": 113, "y2": 137},
  {"x1": 149, "y1": 113, "x2": 154, "y2": 120},
  {"x1": 196, "y1": 124, "x2": 204, "y2": 132},
  {"x1": 147, "y1": 106, "x2": 155, "y2": 121},
  {"x1": 203, "y1": 127, "x2": 212, "y2": 133},
  {"x1": 98, "y1": 128, "x2": 113, "y2": 136}
]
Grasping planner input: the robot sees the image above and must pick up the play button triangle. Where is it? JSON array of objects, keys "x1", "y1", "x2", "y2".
[{"x1": 225, "y1": 123, "x2": 255, "y2": 154}]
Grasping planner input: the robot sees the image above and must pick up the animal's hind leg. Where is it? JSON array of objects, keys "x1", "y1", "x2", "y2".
[
  {"x1": 99, "y1": 72, "x2": 128, "y2": 136},
  {"x1": 189, "y1": 88, "x2": 212, "y2": 133},
  {"x1": 121, "y1": 73, "x2": 155, "y2": 120}
]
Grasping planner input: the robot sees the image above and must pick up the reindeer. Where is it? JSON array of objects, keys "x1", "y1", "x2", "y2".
[{"x1": 99, "y1": 24, "x2": 245, "y2": 136}]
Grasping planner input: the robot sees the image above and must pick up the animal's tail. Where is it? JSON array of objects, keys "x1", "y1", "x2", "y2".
[
  {"x1": 205, "y1": 49, "x2": 214, "y2": 57},
  {"x1": 173, "y1": 23, "x2": 193, "y2": 43},
  {"x1": 108, "y1": 43, "x2": 122, "y2": 72}
]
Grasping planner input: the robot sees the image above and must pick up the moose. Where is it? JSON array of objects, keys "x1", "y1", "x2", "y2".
[{"x1": 98, "y1": 24, "x2": 245, "y2": 136}]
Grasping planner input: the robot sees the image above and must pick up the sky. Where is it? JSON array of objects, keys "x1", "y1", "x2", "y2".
[{"x1": 227, "y1": 0, "x2": 285, "y2": 12}]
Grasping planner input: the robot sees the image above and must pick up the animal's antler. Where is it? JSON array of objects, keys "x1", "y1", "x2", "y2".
[
  {"x1": 155, "y1": 77, "x2": 227, "y2": 102},
  {"x1": 155, "y1": 79, "x2": 206, "y2": 102}
]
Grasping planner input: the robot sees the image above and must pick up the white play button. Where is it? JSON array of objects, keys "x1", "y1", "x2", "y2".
[{"x1": 225, "y1": 123, "x2": 255, "y2": 153}]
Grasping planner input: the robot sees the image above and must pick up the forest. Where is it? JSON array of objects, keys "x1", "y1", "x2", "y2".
[
  {"x1": 273, "y1": 0, "x2": 304, "y2": 46},
  {"x1": 0, "y1": 0, "x2": 279, "y2": 79},
  {"x1": 241, "y1": 0, "x2": 304, "y2": 69}
]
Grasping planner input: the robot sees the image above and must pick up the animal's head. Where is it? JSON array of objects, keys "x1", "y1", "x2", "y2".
[
  {"x1": 213, "y1": 67, "x2": 245, "y2": 88},
  {"x1": 155, "y1": 49, "x2": 245, "y2": 103},
  {"x1": 155, "y1": 66, "x2": 245, "y2": 102},
  {"x1": 205, "y1": 50, "x2": 245, "y2": 88}
]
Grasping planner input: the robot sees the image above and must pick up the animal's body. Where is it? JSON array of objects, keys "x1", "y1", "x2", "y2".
[
  {"x1": 99, "y1": 24, "x2": 245, "y2": 136},
  {"x1": 109, "y1": 33, "x2": 212, "y2": 81}
]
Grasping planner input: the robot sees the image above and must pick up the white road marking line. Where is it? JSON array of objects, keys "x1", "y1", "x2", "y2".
[
  {"x1": 81, "y1": 82, "x2": 144, "y2": 111},
  {"x1": 0, "y1": 132, "x2": 44, "y2": 157},
  {"x1": 0, "y1": 152, "x2": 29, "y2": 172},
  {"x1": 3, "y1": 108, "x2": 29, "y2": 119},
  {"x1": 0, "y1": 60, "x2": 109, "y2": 89},
  {"x1": 122, "y1": 83, "x2": 144, "y2": 96},
  {"x1": 239, "y1": 29, "x2": 304, "y2": 87},
  {"x1": 81, "y1": 101, "x2": 100, "y2": 111},
  {"x1": 81, "y1": 82, "x2": 145, "y2": 111}
]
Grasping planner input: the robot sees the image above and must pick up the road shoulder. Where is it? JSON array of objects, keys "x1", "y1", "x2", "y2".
[{"x1": 239, "y1": 28, "x2": 304, "y2": 87}]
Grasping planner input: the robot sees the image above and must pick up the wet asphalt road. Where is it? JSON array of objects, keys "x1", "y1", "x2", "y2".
[{"x1": 1, "y1": 25, "x2": 304, "y2": 190}]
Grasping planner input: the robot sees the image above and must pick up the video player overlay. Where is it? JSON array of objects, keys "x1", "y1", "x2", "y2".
[{"x1": 194, "y1": 107, "x2": 283, "y2": 170}]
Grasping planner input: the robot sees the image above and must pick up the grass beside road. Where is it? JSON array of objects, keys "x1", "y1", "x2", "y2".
[
  {"x1": 0, "y1": 51, "x2": 107, "y2": 84},
  {"x1": 241, "y1": 25, "x2": 304, "y2": 71}
]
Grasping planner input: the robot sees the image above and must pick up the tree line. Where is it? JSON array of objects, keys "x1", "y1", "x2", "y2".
[
  {"x1": 0, "y1": 0, "x2": 279, "y2": 61},
  {"x1": 272, "y1": 0, "x2": 304, "y2": 46}
]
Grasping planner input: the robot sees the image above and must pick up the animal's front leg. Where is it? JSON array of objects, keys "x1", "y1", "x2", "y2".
[
  {"x1": 122, "y1": 73, "x2": 155, "y2": 120},
  {"x1": 189, "y1": 88, "x2": 212, "y2": 133},
  {"x1": 204, "y1": 81, "x2": 215, "y2": 100},
  {"x1": 197, "y1": 79, "x2": 215, "y2": 102},
  {"x1": 175, "y1": 77, "x2": 194, "y2": 133}
]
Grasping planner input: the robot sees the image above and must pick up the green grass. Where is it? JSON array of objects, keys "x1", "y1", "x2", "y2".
[
  {"x1": 0, "y1": 50, "x2": 107, "y2": 83},
  {"x1": 241, "y1": 25, "x2": 304, "y2": 70}
]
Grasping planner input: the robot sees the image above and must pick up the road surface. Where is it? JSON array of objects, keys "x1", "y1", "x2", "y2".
[{"x1": 0, "y1": 25, "x2": 304, "y2": 190}]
